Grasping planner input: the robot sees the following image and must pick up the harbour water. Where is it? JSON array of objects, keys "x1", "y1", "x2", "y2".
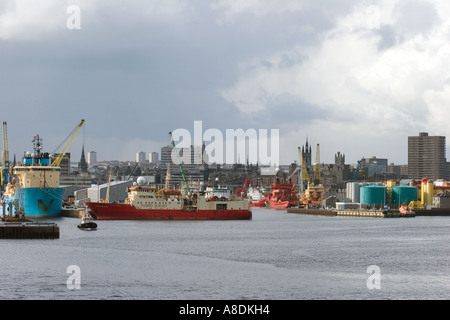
[{"x1": 0, "y1": 207, "x2": 449, "y2": 300}]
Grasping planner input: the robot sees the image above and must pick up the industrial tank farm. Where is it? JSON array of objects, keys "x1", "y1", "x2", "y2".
[
  {"x1": 359, "y1": 185, "x2": 387, "y2": 207},
  {"x1": 391, "y1": 186, "x2": 418, "y2": 206}
]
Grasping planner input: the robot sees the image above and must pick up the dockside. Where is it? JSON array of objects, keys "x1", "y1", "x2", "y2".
[
  {"x1": 0, "y1": 221, "x2": 60, "y2": 239},
  {"x1": 414, "y1": 208, "x2": 450, "y2": 216},
  {"x1": 287, "y1": 208, "x2": 415, "y2": 218}
]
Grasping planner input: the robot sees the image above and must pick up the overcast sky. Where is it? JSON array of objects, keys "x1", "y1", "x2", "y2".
[{"x1": 1, "y1": 0, "x2": 450, "y2": 166}]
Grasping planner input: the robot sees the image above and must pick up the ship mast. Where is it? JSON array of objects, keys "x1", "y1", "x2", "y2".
[
  {"x1": 33, "y1": 135, "x2": 43, "y2": 158},
  {"x1": 165, "y1": 162, "x2": 171, "y2": 190}
]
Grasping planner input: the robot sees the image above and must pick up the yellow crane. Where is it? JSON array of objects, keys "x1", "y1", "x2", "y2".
[
  {"x1": 313, "y1": 143, "x2": 321, "y2": 186},
  {"x1": 51, "y1": 119, "x2": 85, "y2": 167},
  {"x1": 299, "y1": 143, "x2": 324, "y2": 207}
]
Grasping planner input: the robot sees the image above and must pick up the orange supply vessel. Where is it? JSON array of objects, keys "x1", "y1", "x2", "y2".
[{"x1": 265, "y1": 179, "x2": 299, "y2": 209}]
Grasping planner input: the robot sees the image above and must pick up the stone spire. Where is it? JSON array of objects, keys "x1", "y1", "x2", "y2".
[{"x1": 78, "y1": 145, "x2": 88, "y2": 173}]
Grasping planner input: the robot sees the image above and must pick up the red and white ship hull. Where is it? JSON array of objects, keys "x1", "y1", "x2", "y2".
[{"x1": 85, "y1": 201, "x2": 252, "y2": 220}]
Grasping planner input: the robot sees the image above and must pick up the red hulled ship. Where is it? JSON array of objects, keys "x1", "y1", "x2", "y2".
[
  {"x1": 265, "y1": 179, "x2": 299, "y2": 209},
  {"x1": 236, "y1": 177, "x2": 268, "y2": 207},
  {"x1": 85, "y1": 182, "x2": 252, "y2": 220}
]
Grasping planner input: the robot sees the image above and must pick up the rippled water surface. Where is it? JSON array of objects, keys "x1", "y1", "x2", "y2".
[{"x1": 1, "y1": 208, "x2": 449, "y2": 300}]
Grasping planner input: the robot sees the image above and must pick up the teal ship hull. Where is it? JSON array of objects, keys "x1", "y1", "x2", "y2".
[{"x1": 1, "y1": 187, "x2": 64, "y2": 218}]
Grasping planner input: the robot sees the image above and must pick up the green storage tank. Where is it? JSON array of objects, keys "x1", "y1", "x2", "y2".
[
  {"x1": 360, "y1": 185, "x2": 387, "y2": 205},
  {"x1": 391, "y1": 186, "x2": 418, "y2": 205}
]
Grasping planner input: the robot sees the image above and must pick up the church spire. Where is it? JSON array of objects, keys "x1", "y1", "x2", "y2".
[{"x1": 78, "y1": 145, "x2": 88, "y2": 173}]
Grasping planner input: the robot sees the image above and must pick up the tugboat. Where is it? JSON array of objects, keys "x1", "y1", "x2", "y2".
[
  {"x1": 77, "y1": 210, "x2": 98, "y2": 230},
  {"x1": 399, "y1": 203, "x2": 415, "y2": 218}
]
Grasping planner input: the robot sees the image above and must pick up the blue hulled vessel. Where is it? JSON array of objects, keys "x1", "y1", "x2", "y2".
[{"x1": 1, "y1": 135, "x2": 64, "y2": 218}]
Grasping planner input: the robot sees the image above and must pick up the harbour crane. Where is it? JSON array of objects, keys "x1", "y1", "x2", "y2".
[
  {"x1": 51, "y1": 119, "x2": 85, "y2": 167},
  {"x1": 352, "y1": 160, "x2": 363, "y2": 182},
  {"x1": 1, "y1": 121, "x2": 12, "y2": 190},
  {"x1": 313, "y1": 144, "x2": 321, "y2": 186}
]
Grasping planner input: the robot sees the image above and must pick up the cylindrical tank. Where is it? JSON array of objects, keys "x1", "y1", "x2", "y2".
[
  {"x1": 421, "y1": 178, "x2": 427, "y2": 204},
  {"x1": 391, "y1": 186, "x2": 418, "y2": 205},
  {"x1": 346, "y1": 182, "x2": 360, "y2": 203},
  {"x1": 386, "y1": 180, "x2": 398, "y2": 188},
  {"x1": 360, "y1": 185, "x2": 387, "y2": 206}
]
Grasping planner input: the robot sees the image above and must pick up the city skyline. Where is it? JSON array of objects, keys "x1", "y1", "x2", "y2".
[
  {"x1": 2, "y1": 1, "x2": 450, "y2": 165},
  {"x1": 4, "y1": 129, "x2": 449, "y2": 171}
]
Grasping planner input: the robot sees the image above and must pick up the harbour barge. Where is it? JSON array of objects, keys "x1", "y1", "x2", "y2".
[{"x1": 0, "y1": 221, "x2": 59, "y2": 239}]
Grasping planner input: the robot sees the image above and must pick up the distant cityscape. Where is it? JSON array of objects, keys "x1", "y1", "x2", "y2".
[{"x1": 46, "y1": 132, "x2": 449, "y2": 204}]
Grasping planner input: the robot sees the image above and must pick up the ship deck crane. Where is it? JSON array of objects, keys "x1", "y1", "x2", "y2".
[
  {"x1": 1, "y1": 121, "x2": 12, "y2": 190},
  {"x1": 127, "y1": 162, "x2": 139, "y2": 180},
  {"x1": 51, "y1": 119, "x2": 85, "y2": 167},
  {"x1": 236, "y1": 177, "x2": 252, "y2": 197},
  {"x1": 287, "y1": 167, "x2": 301, "y2": 184},
  {"x1": 169, "y1": 131, "x2": 190, "y2": 194},
  {"x1": 165, "y1": 163, "x2": 171, "y2": 190},
  {"x1": 105, "y1": 168, "x2": 113, "y2": 203}
]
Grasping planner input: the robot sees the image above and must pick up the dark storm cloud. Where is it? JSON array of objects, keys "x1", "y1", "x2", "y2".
[{"x1": 2, "y1": 1, "x2": 449, "y2": 164}]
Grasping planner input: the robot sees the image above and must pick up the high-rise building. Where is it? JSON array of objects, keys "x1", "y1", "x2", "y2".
[
  {"x1": 150, "y1": 152, "x2": 159, "y2": 164},
  {"x1": 160, "y1": 145, "x2": 205, "y2": 167},
  {"x1": 160, "y1": 144, "x2": 208, "y2": 188},
  {"x1": 363, "y1": 156, "x2": 388, "y2": 177},
  {"x1": 160, "y1": 145, "x2": 173, "y2": 168},
  {"x1": 87, "y1": 151, "x2": 97, "y2": 165},
  {"x1": 408, "y1": 132, "x2": 447, "y2": 180},
  {"x1": 136, "y1": 151, "x2": 146, "y2": 163}
]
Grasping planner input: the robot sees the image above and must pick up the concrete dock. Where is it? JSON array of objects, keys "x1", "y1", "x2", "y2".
[
  {"x1": 0, "y1": 221, "x2": 60, "y2": 239},
  {"x1": 287, "y1": 208, "x2": 414, "y2": 218},
  {"x1": 286, "y1": 208, "x2": 337, "y2": 216},
  {"x1": 336, "y1": 209, "x2": 409, "y2": 218},
  {"x1": 414, "y1": 208, "x2": 450, "y2": 216}
]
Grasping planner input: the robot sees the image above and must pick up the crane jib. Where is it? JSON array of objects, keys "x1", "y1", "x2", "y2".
[
  {"x1": 168, "y1": 131, "x2": 190, "y2": 194},
  {"x1": 51, "y1": 119, "x2": 85, "y2": 167}
]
